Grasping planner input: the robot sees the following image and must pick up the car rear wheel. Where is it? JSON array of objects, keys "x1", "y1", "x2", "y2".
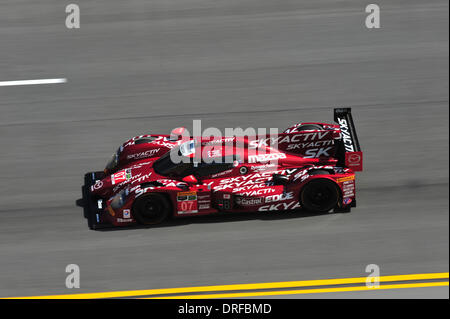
[
  {"x1": 300, "y1": 179, "x2": 339, "y2": 213},
  {"x1": 132, "y1": 193, "x2": 170, "y2": 225}
]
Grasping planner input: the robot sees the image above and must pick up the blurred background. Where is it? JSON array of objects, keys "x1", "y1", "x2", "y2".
[{"x1": 0, "y1": 0, "x2": 448, "y2": 298}]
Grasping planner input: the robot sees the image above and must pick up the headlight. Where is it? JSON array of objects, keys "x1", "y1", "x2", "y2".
[{"x1": 110, "y1": 188, "x2": 129, "y2": 209}]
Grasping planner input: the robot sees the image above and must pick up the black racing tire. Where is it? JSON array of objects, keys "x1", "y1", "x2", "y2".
[
  {"x1": 132, "y1": 193, "x2": 171, "y2": 225},
  {"x1": 300, "y1": 179, "x2": 339, "y2": 213}
]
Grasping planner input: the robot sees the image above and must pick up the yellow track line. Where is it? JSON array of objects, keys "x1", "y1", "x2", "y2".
[
  {"x1": 146, "y1": 282, "x2": 450, "y2": 299},
  {"x1": 5, "y1": 272, "x2": 448, "y2": 299}
]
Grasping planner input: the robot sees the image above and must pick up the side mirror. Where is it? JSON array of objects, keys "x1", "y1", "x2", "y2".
[
  {"x1": 272, "y1": 174, "x2": 289, "y2": 185},
  {"x1": 182, "y1": 175, "x2": 198, "y2": 185}
]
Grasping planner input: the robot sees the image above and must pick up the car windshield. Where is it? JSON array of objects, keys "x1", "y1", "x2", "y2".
[
  {"x1": 152, "y1": 149, "x2": 194, "y2": 177},
  {"x1": 153, "y1": 144, "x2": 237, "y2": 178}
]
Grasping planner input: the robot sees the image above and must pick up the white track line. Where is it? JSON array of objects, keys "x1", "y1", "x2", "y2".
[{"x1": 0, "y1": 78, "x2": 67, "y2": 87}]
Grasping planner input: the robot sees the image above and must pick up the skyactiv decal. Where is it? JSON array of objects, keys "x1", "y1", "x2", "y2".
[
  {"x1": 248, "y1": 132, "x2": 330, "y2": 149},
  {"x1": 337, "y1": 118, "x2": 355, "y2": 152}
]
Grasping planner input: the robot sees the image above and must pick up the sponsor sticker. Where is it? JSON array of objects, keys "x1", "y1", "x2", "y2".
[
  {"x1": 265, "y1": 192, "x2": 294, "y2": 203},
  {"x1": 93, "y1": 180, "x2": 103, "y2": 190},
  {"x1": 303, "y1": 146, "x2": 333, "y2": 158},
  {"x1": 348, "y1": 153, "x2": 361, "y2": 164},
  {"x1": 127, "y1": 148, "x2": 160, "y2": 160},
  {"x1": 111, "y1": 169, "x2": 132, "y2": 185},
  {"x1": 249, "y1": 132, "x2": 330, "y2": 149},
  {"x1": 248, "y1": 153, "x2": 286, "y2": 163},
  {"x1": 235, "y1": 197, "x2": 263, "y2": 206},
  {"x1": 345, "y1": 151, "x2": 363, "y2": 171},
  {"x1": 342, "y1": 179, "x2": 355, "y2": 198},
  {"x1": 250, "y1": 164, "x2": 277, "y2": 171},
  {"x1": 337, "y1": 175, "x2": 355, "y2": 183},
  {"x1": 338, "y1": 118, "x2": 355, "y2": 152},
  {"x1": 177, "y1": 191, "x2": 198, "y2": 214},
  {"x1": 117, "y1": 218, "x2": 132, "y2": 223},
  {"x1": 258, "y1": 201, "x2": 301, "y2": 211},
  {"x1": 123, "y1": 209, "x2": 131, "y2": 219}
]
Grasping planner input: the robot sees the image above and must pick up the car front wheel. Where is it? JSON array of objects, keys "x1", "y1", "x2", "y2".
[{"x1": 132, "y1": 193, "x2": 170, "y2": 225}]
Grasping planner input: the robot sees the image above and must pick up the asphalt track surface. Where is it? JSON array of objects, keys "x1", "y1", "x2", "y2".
[{"x1": 0, "y1": 0, "x2": 448, "y2": 298}]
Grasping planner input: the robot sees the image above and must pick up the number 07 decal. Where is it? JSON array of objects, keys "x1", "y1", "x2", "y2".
[{"x1": 176, "y1": 191, "x2": 198, "y2": 214}]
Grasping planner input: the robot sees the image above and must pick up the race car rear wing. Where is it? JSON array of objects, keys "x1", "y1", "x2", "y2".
[{"x1": 334, "y1": 108, "x2": 363, "y2": 171}]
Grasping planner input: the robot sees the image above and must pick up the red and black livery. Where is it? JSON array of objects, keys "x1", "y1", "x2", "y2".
[{"x1": 81, "y1": 108, "x2": 363, "y2": 230}]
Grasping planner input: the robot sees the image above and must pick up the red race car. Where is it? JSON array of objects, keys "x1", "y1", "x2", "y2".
[{"x1": 81, "y1": 108, "x2": 362, "y2": 229}]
